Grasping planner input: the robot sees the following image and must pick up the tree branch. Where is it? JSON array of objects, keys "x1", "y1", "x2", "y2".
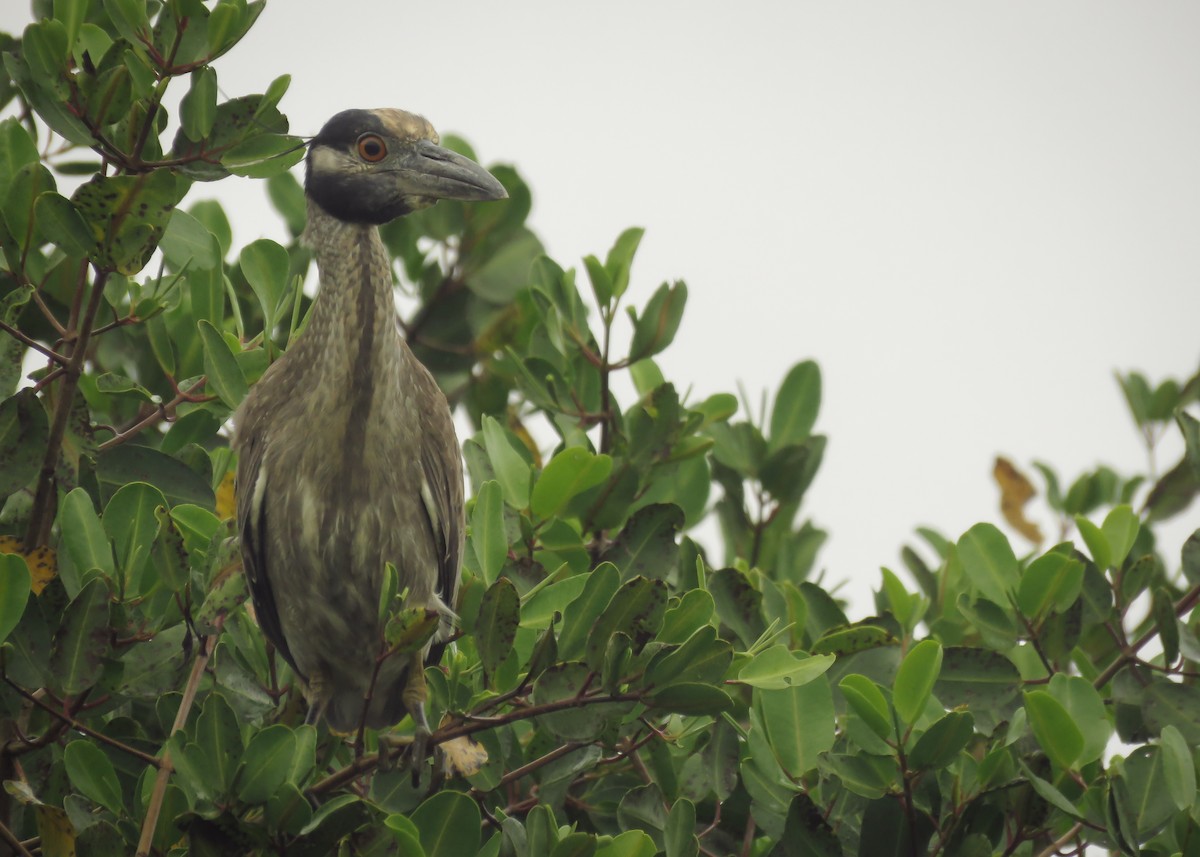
[{"x1": 307, "y1": 690, "x2": 640, "y2": 797}]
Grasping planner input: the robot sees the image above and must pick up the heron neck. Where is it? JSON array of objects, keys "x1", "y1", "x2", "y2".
[{"x1": 299, "y1": 198, "x2": 409, "y2": 389}]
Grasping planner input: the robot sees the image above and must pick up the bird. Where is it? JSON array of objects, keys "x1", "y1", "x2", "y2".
[{"x1": 233, "y1": 108, "x2": 507, "y2": 762}]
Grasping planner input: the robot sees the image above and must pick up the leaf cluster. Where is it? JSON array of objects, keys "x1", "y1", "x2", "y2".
[{"x1": 1, "y1": 3, "x2": 1200, "y2": 857}]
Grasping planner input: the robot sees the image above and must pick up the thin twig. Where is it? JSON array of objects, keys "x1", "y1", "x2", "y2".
[
  {"x1": 308, "y1": 690, "x2": 640, "y2": 796},
  {"x1": 0, "y1": 320, "x2": 68, "y2": 364},
  {"x1": 1093, "y1": 581, "x2": 1200, "y2": 689},
  {"x1": 472, "y1": 740, "x2": 589, "y2": 797},
  {"x1": 1034, "y1": 821, "x2": 1084, "y2": 857},
  {"x1": 0, "y1": 820, "x2": 33, "y2": 857},
  {"x1": 135, "y1": 633, "x2": 215, "y2": 857},
  {"x1": 25, "y1": 268, "x2": 111, "y2": 549},
  {"x1": 3, "y1": 679, "x2": 159, "y2": 767}
]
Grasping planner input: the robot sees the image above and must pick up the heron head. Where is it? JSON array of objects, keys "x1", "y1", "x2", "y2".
[{"x1": 305, "y1": 108, "x2": 507, "y2": 224}]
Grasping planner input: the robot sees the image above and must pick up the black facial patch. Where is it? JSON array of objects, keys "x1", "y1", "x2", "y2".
[
  {"x1": 306, "y1": 163, "x2": 415, "y2": 225},
  {"x1": 306, "y1": 110, "x2": 415, "y2": 224}
]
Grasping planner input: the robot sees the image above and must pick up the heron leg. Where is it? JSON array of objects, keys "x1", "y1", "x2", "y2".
[
  {"x1": 402, "y1": 652, "x2": 431, "y2": 786},
  {"x1": 304, "y1": 670, "x2": 328, "y2": 726}
]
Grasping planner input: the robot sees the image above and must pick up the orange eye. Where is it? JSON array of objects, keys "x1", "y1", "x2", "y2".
[{"x1": 356, "y1": 134, "x2": 387, "y2": 162}]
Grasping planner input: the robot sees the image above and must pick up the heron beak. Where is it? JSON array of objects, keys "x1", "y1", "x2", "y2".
[{"x1": 396, "y1": 139, "x2": 508, "y2": 202}]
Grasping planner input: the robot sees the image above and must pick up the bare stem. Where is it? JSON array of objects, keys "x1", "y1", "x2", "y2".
[
  {"x1": 1093, "y1": 581, "x2": 1200, "y2": 689},
  {"x1": 3, "y1": 679, "x2": 159, "y2": 767},
  {"x1": 135, "y1": 633, "x2": 215, "y2": 857},
  {"x1": 308, "y1": 690, "x2": 639, "y2": 797},
  {"x1": 0, "y1": 820, "x2": 32, "y2": 857},
  {"x1": 25, "y1": 268, "x2": 111, "y2": 550},
  {"x1": 0, "y1": 320, "x2": 68, "y2": 364}
]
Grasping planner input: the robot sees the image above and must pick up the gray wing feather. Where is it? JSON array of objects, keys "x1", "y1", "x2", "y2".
[
  {"x1": 236, "y1": 433, "x2": 301, "y2": 675},
  {"x1": 416, "y1": 396, "x2": 463, "y2": 666}
]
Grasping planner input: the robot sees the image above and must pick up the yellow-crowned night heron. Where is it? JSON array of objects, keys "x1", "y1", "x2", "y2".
[{"x1": 234, "y1": 109, "x2": 506, "y2": 751}]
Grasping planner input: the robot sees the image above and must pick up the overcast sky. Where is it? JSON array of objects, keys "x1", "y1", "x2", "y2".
[{"x1": 7, "y1": 3, "x2": 1200, "y2": 610}]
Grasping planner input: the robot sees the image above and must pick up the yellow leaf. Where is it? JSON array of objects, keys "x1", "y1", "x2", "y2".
[
  {"x1": 35, "y1": 804, "x2": 76, "y2": 857},
  {"x1": 0, "y1": 535, "x2": 57, "y2": 594},
  {"x1": 993, "y1": 456, "x2": 1043, "y2": 545},
  {"x1": 437, "y1": 727, "x2": 489, "y2": 777},
  {"x1": 215, "y1": 470, "x2": 237, "y2": 521}
]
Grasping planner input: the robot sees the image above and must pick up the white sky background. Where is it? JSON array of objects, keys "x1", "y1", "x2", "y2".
[{"x1": 7, "y1": 2, "x2": 1200, "y2": 611}]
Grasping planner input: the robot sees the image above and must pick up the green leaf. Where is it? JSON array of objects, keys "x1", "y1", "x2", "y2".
[
  {"x1": 657, "y1": 589, "x2": 715, "y2": 644},
  {"x1": 855, "y1": 795, "x2": 935, "y2": 857},
  {"x1": 1016, "y1": 550, "x2": 1085, "y2": 619},
  {"x1": 1074, "y1": 514, "x2": 1111, "y2": 570},
  {"x1": 908, "y1": 711, "x2": 974, "y2": 770},
  {"x1": 0, "y1": 390, "x2": 48, "y2": 497},
  {"x1": 103, "y1": 481, "x2": 167, "y2": 596},
  {"x1": 756, "y1": 677, "x2": 835, "y2": 777},
  {"x1": 521, "y1": 574, "x2": 588, "y2": 630},
  {"x1": 532, "y1": 447, "x2": 613, "y2": 519},
  {"x1": 237, "y1": 725, "x2": 296, "y2": 804},
  {"x1": 1151, "y1": 586, "x2": 1180, "y2": 666},
  {"x1": 221, "y1": 133, "x2": 306, "y2": 178},
  {"x1": 769, "y1": 360, "x2": 821, "y2": 452},
  {"x1": 198, "y1": 319, "x2": 249, "y2": 408},
  {"x1": 767, "y1": 793, "x2": 842, "y2": 857},
  {"x1": 585, "y1": 576, "x2": 667, "y2": 670},
  {"x1": 605, "y1": 226, "x2": 644, "y2": 302},
  {"x1": 160, "y1": 208, "x2": 221, "y2": 271},
  {"x1": 470, "y1": 481, "x2": 506, "y2": 586},
  {"x1": 532, "y1": 661, "x2": 621, "y2": 740},
  {"x1": 239, "y1": 238, "x2": 290, "y2": 335},
  {"x1": 0, "y1": 555, "x2": 31, "y2": 644},
  {"x1": 481, "y1": 416, "x2": 531, "y2": 509},
  {"x1": 1142, "y1": 680, "x2": 1200, "y2": 743},
  {"x1": 558, "y1": 562, "x2": 620, "y2": 661},
  {"x1": 49, "y1": 578, "x2": 111, "y2": 695},
  {"x1": 1101, "y1": 504, "x2": 1139, "y2": 568},
  {"x1": 838, "y1": 674, "x2": 892, "y2": 741},
  {"x1": 34, "y1": 191, "x2": 94, "y2": 257},
  {"x1": 98, "y1": 445, "x2": 216, "y2": 508},
  {"x1": 476, "y1": 578, "x2": 520, "y2": 684},
  {"x1": 1018, "y1": 760, "x2": 1083, "y2": 819},
  {"x1": 1114, "y1": 746, "x2": 1177, "y2": 840},
  {"x1": 180, "y1": 67, "x2": 218, "y2": 142},
  {"x1": 956, "y1": 523, "x2": 1019, "y2": 606},
  {"x1": 192, "y1": 692, "x2": 242, "y2": 798},
  {"x1": 595, "y1": 831, "x2": 657, "y2": 857},
  {"x1": 1159, "y1": 725, "x2": 1196, "y2": 812},
  {"x1": 952, "y1": 594, "x2": 1017, "y2": 650},
  {"x1": 629, "y1": 281, "x2": 687, "y2": 361},
  {"x1": 644, "y1": 624, "x2": 731, "y2": 689},
  {"x1": 58, "y1": 487, "x2": 115, "y2": 582},
  {"x1": 664, "y1": 797, "x2": 698, "y2": 857},
  {"x1": 1024, "y1": 690, "x2": 1083, "y2": 769},
  {"x1": 738, "y1": 646, "x2": 834, "y2": 690},
  {"x1": 1047, "y1": 674, "x2": 1110, "y2": 765},
  {"x1": 598, "y1": 503, "x2": 683, "y2": 582},
  {"x1": 647, "y1": 682, "x2": 734, "y2": 716},
  {"x1": 1179, "y1": 410, "x2": 1200, "y2": 479},
  {"x1": 63, "y1": 740, "x2": 124, "y2": 815},
  {"x1": 72, "y1": 171, "x2": 184, "y2": 274},
  {"x1": 708, "y1": 567, "x2": 765, "y2": 650},
  {"x1": 893, "y1": 639, "x2": 943, "y2": 725}
]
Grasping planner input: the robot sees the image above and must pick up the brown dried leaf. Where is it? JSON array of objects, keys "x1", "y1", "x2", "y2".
[{"x1": 993, "y1": 456, "x2": 1043, "y2": 545}]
